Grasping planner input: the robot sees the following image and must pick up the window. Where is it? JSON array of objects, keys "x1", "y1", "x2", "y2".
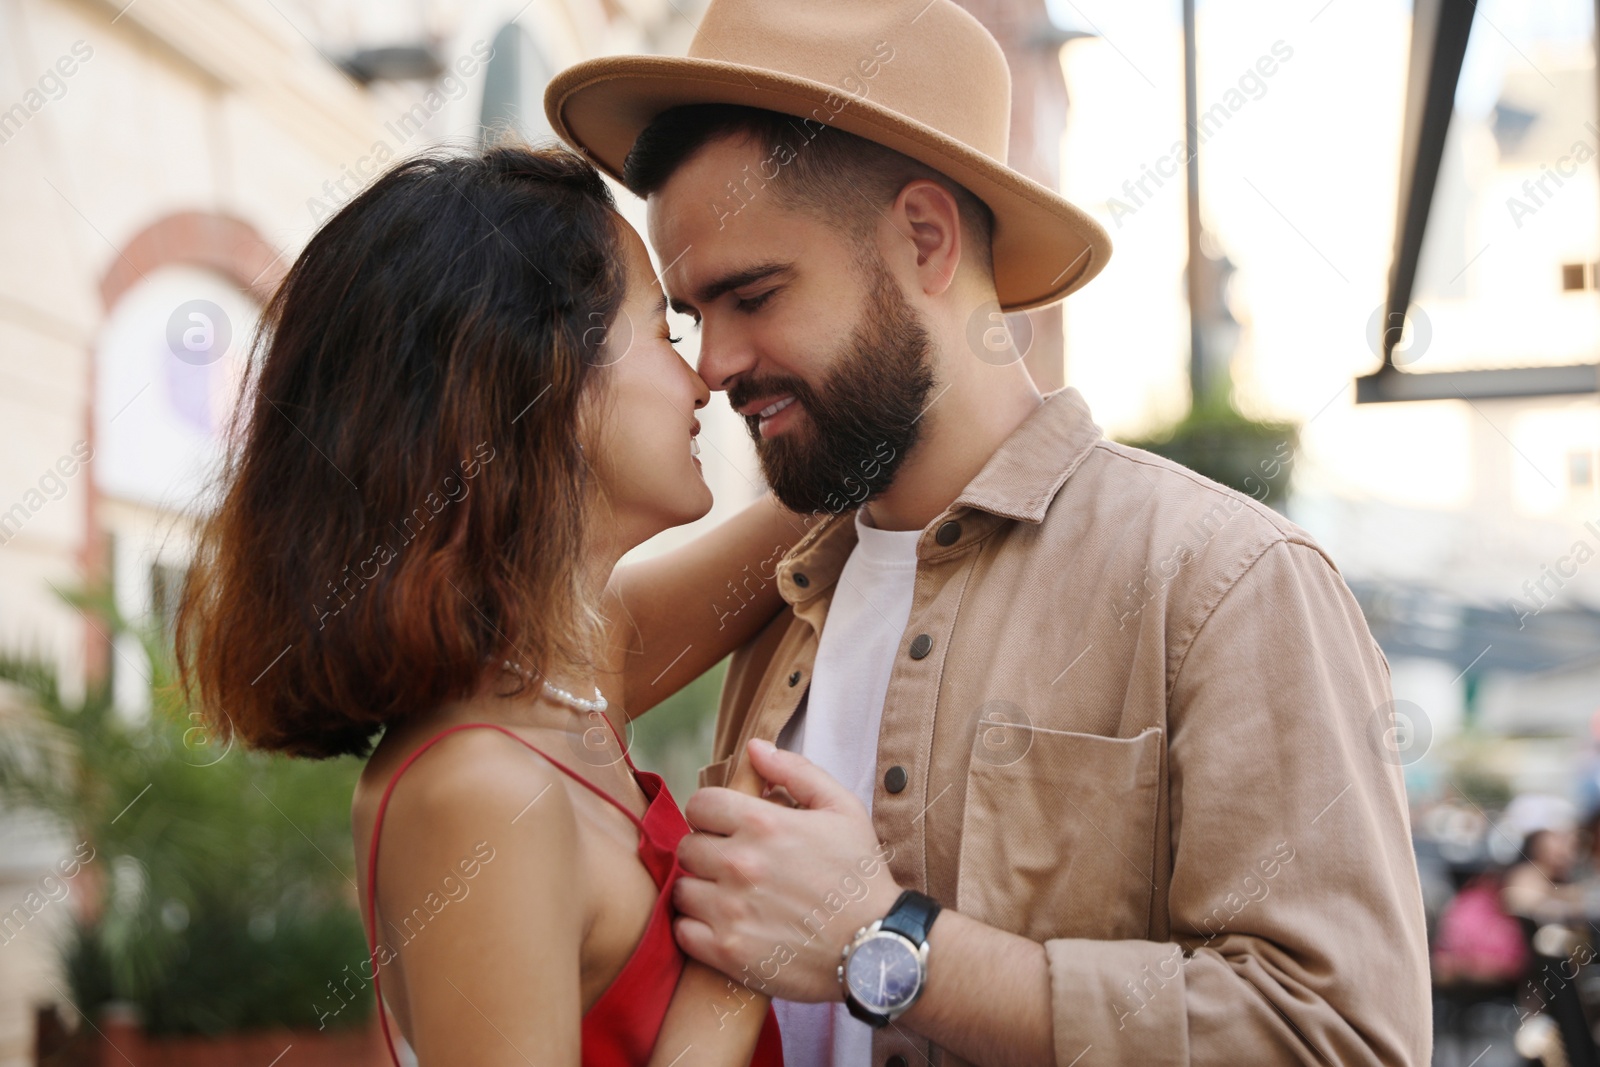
[
  {"x1": 1569, "y1": 449, "x2": 1594, "y2": 489},
  {"x1": 478, "y1": 22, "x2": 555, "y2": 147}
]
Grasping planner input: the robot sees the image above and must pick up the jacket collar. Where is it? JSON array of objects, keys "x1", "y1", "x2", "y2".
[
  {"x1": 773, "y1": 387, "x2": 1103, "y2": 608},
  {"x1": 951, "y1": 386, "x2": 1103, "y2": 523}
]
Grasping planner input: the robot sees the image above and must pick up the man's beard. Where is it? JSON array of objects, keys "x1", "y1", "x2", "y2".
[{"x1": 729, "y1": 255, "x2": 936, "y2": 515}]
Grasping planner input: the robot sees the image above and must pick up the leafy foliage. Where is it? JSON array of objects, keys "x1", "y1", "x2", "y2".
[
  {"x1": 0, "y1": 588, "x2": 370, "y2": 1035},
  {"x1": 1120, "y1": 386, "x2": 1299, "y2": 510},
  {"x1": 629, "y1": 657, "x2": 727, "y2": 801}
]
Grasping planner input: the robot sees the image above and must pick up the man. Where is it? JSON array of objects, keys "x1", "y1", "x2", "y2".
[{"x1": 545, "y1": 2, "x2": 1430, "y2": 1064}]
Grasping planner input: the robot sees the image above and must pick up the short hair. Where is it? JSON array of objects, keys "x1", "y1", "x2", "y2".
[
  {"x1": 623, "y1": 104, "x2": 995, "y2": 279},
  {"x1": 175, "y1": 143, "x2": 625, "y2": 759}
]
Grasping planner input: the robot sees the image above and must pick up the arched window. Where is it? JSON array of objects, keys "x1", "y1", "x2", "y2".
[
  {"x1": 93, "y1": 212, "x2": 279, "y2": 710},
  {"x1": 478, "y1": 20, "x2": 556, "y2": 146}
]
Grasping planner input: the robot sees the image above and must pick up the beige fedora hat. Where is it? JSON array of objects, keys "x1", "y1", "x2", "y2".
[{"x1": 542, "y1": 0, "x2": 1112, "y2": 311}]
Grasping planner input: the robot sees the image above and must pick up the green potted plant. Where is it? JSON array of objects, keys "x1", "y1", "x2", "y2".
[
  {"x1": 1, "y1": 588, "x2": 384, "y2": 1066},
  {"x1": 1120, "y1": 376, "x2": 1300, "y2": 511}
]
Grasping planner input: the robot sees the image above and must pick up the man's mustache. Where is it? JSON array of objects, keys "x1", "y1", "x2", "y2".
[
  {"x1": 728, "y1": 377, "x2": 812, "y2": 412},
  {"x1": 728, "y1": 377, "x2": 821, "y2": 435}
]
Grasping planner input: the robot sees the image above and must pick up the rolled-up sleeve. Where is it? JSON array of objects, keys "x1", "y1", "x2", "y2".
[{"x1": 1041, "y1": 539, "x2": 1431, "y2": 1066}]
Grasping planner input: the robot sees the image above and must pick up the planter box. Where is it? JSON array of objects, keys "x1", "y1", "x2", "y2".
[{"x1": 88, "y1": 1013, "x2": 393, "y2": 1067}]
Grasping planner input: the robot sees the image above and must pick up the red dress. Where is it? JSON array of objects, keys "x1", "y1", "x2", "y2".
[{"x1": 363, "y1": 720, "x2": 784, "y2": 1067}]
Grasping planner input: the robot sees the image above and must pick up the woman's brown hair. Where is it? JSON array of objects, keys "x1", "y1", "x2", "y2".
[{"x1": 175, "y1": 143, "x2": 626, "y2": 758}]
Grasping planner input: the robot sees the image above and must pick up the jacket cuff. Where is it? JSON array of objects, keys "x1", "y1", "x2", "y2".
[{"x1": 1045, "y1": 938, "x2": 1190, "y2": 1066}]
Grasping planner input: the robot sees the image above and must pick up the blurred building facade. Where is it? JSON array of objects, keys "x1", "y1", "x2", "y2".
[{"x1": 1318, "y1": 29, "x2": 1600, "y2": 789}]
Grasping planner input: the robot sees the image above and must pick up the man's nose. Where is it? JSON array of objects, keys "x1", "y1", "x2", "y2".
[{"x1": 694, "y1": 321, "x2": 756, "y2": 393}]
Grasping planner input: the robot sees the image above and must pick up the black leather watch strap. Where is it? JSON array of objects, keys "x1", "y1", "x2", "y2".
[
  {"x1": 844, "y1": 990, "x2": 888, "y2": 1027},
  {"x1": 879, "y1": 889, "x2": 942, "y2": 945}
]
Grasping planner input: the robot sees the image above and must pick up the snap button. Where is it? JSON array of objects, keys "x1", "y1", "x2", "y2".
[
  {"x1": 935, "y1": 520, "x2": 961, "y2": 546},
  {"x1": 908, "y1": 633, "x2": 933, "y2": 660},
  {"x1": 884, "y1": 766, "x2": 908, "y2": 793},
  {"x1": 788, "y1": 670, "x2": 802, "y2": 687},
  {"x1": 793, "y1": 572, "x2": 810, "y2": 588}
]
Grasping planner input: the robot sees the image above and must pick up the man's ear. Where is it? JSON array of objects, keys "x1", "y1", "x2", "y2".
[{"x1": 891, "y1": 179, "x2": 962, "y2": 298}]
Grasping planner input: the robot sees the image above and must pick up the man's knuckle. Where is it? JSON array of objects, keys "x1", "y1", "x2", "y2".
[
  {"x1": 723, "y1": 887, "x2": 757, "y2": 924},
  {"x1": 735, "y1": 851, "x2": 767, "y2": 884}
]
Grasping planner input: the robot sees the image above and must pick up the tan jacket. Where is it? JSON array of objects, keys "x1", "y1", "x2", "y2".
[{"x1": 701, "y1": 387, "x2": 1432, "y2": 1066}]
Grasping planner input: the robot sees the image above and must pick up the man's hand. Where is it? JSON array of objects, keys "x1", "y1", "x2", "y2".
[{"x1": 673, "y1": 737, "x2": 904, "y2": 1002}]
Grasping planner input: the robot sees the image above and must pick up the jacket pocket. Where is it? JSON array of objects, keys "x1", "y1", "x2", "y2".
[
  {"x1": 956, "y1": 725, "x2": 1162, "y2": 943},
  {"x1": 698, "y1": 756, "x2": 732, "y2": 790}
]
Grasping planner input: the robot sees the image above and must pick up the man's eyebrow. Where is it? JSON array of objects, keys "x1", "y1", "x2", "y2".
[{"x1": 669, "y1": 261, "x2": 793, "y2": 316}]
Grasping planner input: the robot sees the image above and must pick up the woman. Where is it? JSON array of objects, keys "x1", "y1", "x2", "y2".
[{"x1": 175, "y1": 143, "x2": 804, "y2": 1066}]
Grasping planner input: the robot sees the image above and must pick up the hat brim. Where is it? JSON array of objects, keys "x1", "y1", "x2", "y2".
[{"x1": 544, "y1": 56, "x2": 1112, "y2": 311}]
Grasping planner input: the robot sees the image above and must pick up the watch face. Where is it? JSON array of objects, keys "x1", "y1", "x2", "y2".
[{"x1": 846, "y1": 934, "x2": 922, "y2": 1014}]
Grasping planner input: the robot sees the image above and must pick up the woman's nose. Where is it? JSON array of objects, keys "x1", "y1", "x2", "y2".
[{"x1": 689, "y1": 359, "x2": 711, "y2": 409}]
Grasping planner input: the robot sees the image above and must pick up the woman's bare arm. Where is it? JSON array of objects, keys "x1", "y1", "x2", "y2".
[
  {"x1": 374, "y1": 732, "x2": 772, "y2": 1067},
  {"x1": 1502, "y1": 864, "x2": 1586, "y2": 923},
  {"x1": 648, "y1": 960, "x2": 772, "y2": 1067},
  {"x1": 606, "y1": 491, "x2": 811, "y2": 718},
  {"x1": 372, "y1": 731, "x2": 584, "y2": 1066}
]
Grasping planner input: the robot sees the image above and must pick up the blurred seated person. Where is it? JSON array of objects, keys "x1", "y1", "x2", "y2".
[
  {"x1": 1431, "y1": 866, "x2": 1529, "y2": 987},
  {"x1": 1500, "y1": 795, "x2": 1587, "y2": 926}
]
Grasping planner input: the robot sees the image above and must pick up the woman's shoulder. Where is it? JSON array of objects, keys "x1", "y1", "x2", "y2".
[
  {"x1": 354, "y1": 719, "x2": 580, "y2": 849},
  {"x1": 353, "y1": 719, "x2": 592, "y2": 1008}
]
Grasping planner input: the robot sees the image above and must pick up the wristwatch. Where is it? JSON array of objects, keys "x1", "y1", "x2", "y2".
[{"x1": 837, "y1": 890, "x2": 942, "y2": 1027}]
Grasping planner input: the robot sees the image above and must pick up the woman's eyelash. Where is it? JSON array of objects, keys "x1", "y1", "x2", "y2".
[{"x1": 667, "y1": 334, "x2": 684, "y2": 345}]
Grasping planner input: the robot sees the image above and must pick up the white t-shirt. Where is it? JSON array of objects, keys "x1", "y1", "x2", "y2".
[{"x1": 772, "y1": 507, "x2": 922, "y2": 1067}]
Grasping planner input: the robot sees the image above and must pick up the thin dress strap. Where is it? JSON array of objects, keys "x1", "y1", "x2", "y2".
[{"x1": 364, "y1": 719, "x2": 644, "y2": 1066}]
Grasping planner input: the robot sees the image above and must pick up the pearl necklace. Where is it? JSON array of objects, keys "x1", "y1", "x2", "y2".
[{"x1": 500, "y1": 659, "x2": 608, "y2": 714}]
